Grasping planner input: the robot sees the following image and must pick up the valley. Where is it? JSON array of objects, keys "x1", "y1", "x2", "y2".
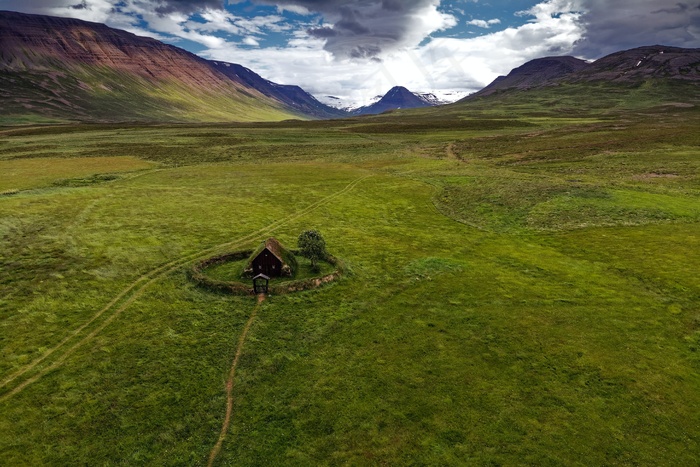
[
  {"x1": 1, "y1": 103, "x2": 699, "y2": 464},
  {"x1": 2, "y1": 7, "x2": 700, "y2": 465}
]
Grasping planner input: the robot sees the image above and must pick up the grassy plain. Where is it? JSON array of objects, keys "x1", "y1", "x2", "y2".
[{"x1": 0, "y1": 98, "x2": 699, "y2": 465}]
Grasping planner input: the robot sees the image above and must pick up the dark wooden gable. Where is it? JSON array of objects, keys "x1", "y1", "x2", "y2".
[
  {"x1": 246, "y1": 237, "x2": 296, "y2": 278},
  {"x1": 251, "y1": 246, "x2": 283, "y2": 277}
]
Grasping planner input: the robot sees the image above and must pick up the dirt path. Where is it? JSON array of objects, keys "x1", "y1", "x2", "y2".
[
  {"x1": 0, "y1": 174, "x2": 373, "y2": 402},
  {"x1": 207, "y1": 294, "x2": 266, "y2": 467},
  {"x1": 445, "y1": 142, "x2": 459, "y2": 160}
]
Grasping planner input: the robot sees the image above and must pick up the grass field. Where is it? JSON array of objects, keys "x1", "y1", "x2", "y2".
[{"x1": 1, "y1": 101, "x2": 699, "y2": 464}]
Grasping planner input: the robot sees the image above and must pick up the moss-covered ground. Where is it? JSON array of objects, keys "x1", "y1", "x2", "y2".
[{"x1": 0, "y1": 102, "x2": 699, "y2": 464}]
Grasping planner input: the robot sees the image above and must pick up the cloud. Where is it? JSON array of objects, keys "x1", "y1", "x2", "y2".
[
  {"x1": 241, "y1": 0, "x2": 457, "y2": 58},
  {"x1": 466, "y1": 18, "x2": 501, "y2": 28},
  {"x1": 0, "y1": 0, "x2": 227, "y2": 17},
  {"x1": 204, "y1": 3, "x2": 584, "y2": 105},
  {"x1": 573, "y1": 0, "x2": 700, "y2": 58},
  {"x1": 145, "y1": 0, "x2": 226, "y2": 15},
  {"x1": 243, "y1": 36, "x2": 260, "y2": 46},
  {"x1": 275, "y1": 4, "x2": 311, "y2": 15},
  {"x1": 0, "y1": 0, "x2": 115, "y2": 23}
]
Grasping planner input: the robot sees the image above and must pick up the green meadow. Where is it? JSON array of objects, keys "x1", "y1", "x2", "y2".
[{"x1": 1, "y1": 103, "x2": 699, "y2": 465}]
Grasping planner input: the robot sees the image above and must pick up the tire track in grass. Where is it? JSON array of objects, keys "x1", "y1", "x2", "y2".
[
  {"x1": 208, "y1": 294, "x2": 265, "y2": 467},
  {"x1": 0, "y1": 174, "x2": 372, "y2": 402},
  {"x1": 445, "y1": 142, "x2": 460, "y2": 161}
]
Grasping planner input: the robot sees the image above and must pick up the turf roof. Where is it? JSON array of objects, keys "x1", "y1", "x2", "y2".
[{"x1": 247, "y1": 237, "x2": 298, "y2": 275}]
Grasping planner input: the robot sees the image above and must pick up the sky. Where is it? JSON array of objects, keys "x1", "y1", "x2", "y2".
[{"x1": 2, "y1": 0, "x2": 699, "y2": 106}]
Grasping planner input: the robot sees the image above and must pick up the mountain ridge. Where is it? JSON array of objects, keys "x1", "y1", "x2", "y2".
[
  {"x1": 0, "y1": 10, "x2": 341, "y2": 123},
  {"x1": 473, "y1": 56, "x2": 589, "y2": 97},
  {"x1": 470, "y1": 45, "x2": 700, "y2": 100},
  {"x1": 3, "y1": 10, "x2": 699, "y2": 124},
  {"x1": 211, "y1": 61, "x2": 347, "y2": 119}
]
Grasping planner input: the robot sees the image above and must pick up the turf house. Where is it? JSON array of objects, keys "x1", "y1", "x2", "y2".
[{"x1": 245, "y1": 237, "x2": 297, "y2": 278}]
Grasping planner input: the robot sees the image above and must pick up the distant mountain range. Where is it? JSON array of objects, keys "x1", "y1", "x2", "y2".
[
  {"x1": 209, "y1": 61, "x2": 348, "y2": 119},
  {"x1": 1, "y1": 10, "x2": 698, "y2": 124},
  {"x1": 0, "y1": 10, "x2": 439, "y2": 123},
  {"x1": 471, "y1": 45, "x2": 700, "y2": 99}
]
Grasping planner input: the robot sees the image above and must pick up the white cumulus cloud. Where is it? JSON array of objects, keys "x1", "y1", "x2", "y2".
[{"x1": 466, "y1": 18, "x2": 501, "y2": 28}]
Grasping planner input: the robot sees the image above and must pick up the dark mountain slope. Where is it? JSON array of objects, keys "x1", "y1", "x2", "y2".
[
  {"x1": 468, "y1": 46, "x2": 700, "y2": 102},
  {"x1": 571, "y1": 46, "x2": 700, "y2": 83},
  {"x1": 354, "y1": 86, "x2": 435, "y2": 115},
  {"x1": 211, "y1": 62, "x2": 347, "y2": 119},
  {"x1": 474, "y1": 56, "x2": 589, "y2": 97}
]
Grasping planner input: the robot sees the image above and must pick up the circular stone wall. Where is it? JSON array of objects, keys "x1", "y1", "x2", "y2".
[{"x1": 188, "y1": 250, "x2": 345, "y2": 295}]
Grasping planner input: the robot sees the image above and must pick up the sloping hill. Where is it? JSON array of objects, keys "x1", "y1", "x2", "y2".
[
  {"x1": 456, "y1": 45, "x2": 700, "y2": 115},
  {"x1": 211, "y1": 62, "x2": 347, "y2": 120},
  {"x1": 571, "y1": 46, "x2": 700, "y2": 83},
  {"x1": 469, "y1": 46, "x2": 699, "y2": 100},
  {"x1": 0, "y1": 11, "x2": 300, "y2": 123},
  {"x1": 473, "y1": 56, "x2": 589, "y2": 97}
]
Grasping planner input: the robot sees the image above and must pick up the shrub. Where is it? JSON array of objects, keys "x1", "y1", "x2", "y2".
[{"x1": 297, "y1": 230, "x2": 327, "y2": 272}]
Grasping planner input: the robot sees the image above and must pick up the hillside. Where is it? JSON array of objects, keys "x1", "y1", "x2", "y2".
[
  {"x1": 473, "y1": 56, "x2": 589, "y2": 97},
  {"x1": 465, "y1": 45, "x2": 700, "y2": 109},
  {"x1": 211, "y1": 62, "x2": 347, "y2": 120},
  {"x1": 0, "y1": 11, "x2": 305, "y2": 123},
  {"x1": 573, "y1": 45, "x2": 700, "y2": 83}
]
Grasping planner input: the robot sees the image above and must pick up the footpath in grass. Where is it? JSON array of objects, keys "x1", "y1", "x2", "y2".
[{"x1": 208, "y1": 294, "x2": 266, "y2": 467}]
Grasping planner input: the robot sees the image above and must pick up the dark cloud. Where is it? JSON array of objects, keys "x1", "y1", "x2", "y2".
[
  {"x1": 153, "y1": 0, "x2": 225, "y2": 14},
  {"x1": 574, "y1": 0, "x2": 700, "y2": 58},
  {"x1": 0, "y1": 0, "x2": 225, "y2": 15},
  {"x1": 308, "y1": 26, "x2": 337, "y2": 38},
  {"x1": 333, "y1": 7, "x2": 371, "y2": 35},
  {"x1": 247, "y1": 0, "x2": 447, "y2": 58},
  {"x1": 349, "y1": 44, "x2": 381, "y2": 58}
]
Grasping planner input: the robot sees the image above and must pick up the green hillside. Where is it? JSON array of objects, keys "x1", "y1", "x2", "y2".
[
  {"x1": 0, "y1": 66, "x2": 297, "y2": 124},
  {"x1": 466, "y1": 81, "x2": 698, "y2": 114}
]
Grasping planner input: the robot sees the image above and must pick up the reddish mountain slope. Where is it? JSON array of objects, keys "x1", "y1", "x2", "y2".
[{"x1": 0, "y1": 10, "x2": 298, "y2": 122}]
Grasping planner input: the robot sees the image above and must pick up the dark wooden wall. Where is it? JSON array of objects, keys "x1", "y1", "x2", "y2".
[{"x1": 252, "y1": 248, "x2": 283, "y2": 277}]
